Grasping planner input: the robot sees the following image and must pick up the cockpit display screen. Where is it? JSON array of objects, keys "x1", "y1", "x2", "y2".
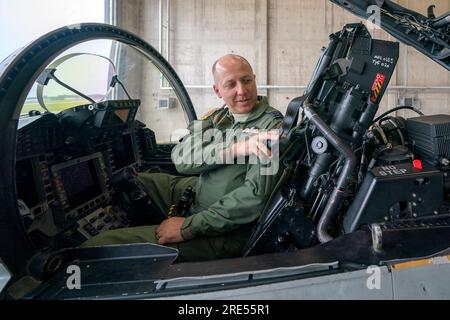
[
  {"x1": 16, "y1": 159, "x2": 40, "y2": 208},
  {"x1": 58, "y1": 159, "x2": 102, "y2": 209},
  {"x1": 112, "y1": 133, "x2": 136, "y2": 171}
]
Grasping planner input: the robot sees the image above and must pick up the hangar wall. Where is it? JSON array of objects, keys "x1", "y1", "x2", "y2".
[{"x1": 115, "y1": 0, "x2": 450, "y2": 124}]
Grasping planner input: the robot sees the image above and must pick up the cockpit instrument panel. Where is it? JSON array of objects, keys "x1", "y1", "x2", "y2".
[{"x1": 15, "y1": 99, "x2": 152, "y2": 248}]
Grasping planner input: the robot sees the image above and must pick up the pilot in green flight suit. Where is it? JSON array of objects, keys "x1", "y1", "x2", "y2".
[{"x1": 82, "y1": 54, "x2": 283, "y2": 262}]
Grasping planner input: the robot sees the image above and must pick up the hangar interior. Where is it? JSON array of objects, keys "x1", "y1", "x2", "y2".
[
  {"x1": 110, "y1": 0, "x2": 450, "y2": 141},
  {"x1": 4, "y1": 0, "x2": 449, "y2": 141}
]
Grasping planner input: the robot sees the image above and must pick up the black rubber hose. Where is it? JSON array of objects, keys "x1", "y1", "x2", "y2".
[
  {"x1": 303, "y1": 103, "x2": 357, "y2": 243},
  {"x1": 431, "y1": 13, "x2": 450, "y2": 28}
]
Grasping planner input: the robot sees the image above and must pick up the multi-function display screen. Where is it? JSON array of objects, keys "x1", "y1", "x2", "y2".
[
  {"x1": 16, "y1": 159, "x2": 40, "y2": 208},
  {"x1": 58, "y1": 159, "x2": 102, "y2": 209},
  {"x1": 111, "y1": 133, "x2": 136, "y2": 171}
]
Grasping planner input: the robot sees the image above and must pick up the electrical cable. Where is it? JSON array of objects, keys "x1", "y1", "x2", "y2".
[{"x1": 371, "y1": 106, "x2": 424, "y2": 125}]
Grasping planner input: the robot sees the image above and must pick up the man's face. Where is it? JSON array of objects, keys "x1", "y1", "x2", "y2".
[{"x1": 213, "y1": 59, "x2": 258, "y2": 114}]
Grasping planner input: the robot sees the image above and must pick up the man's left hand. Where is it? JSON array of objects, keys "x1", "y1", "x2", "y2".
[{"x1": 156, "y1": 217, "x2": 185, "y2": 245}]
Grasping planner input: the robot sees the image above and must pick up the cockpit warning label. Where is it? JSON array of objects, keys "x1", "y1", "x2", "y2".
[{"x1": 370, "y1": 73, "x2": 385, "y2": 103}]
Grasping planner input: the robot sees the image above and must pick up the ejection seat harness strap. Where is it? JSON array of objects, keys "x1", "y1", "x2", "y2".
[{"x1": 280, "y1": 94, "x2": 308, "y2": 141}]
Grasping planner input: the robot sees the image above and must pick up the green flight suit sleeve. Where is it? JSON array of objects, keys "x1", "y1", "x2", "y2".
[
  {"x1": 172, "y1": 115, "x2": 233, "y2": 175},
  {"x1": 180, "y1": 117, "x2": 283, "y2": 239}
]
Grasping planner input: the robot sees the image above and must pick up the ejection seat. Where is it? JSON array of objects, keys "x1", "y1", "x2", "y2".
[{"x1": 242, "y1": 96, "x2": 309, "y2": 256}]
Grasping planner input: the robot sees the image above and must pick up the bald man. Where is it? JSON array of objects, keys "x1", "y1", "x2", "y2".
[{"x1": 82, "y1": 54, "x2": 284, "y2": 262}]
